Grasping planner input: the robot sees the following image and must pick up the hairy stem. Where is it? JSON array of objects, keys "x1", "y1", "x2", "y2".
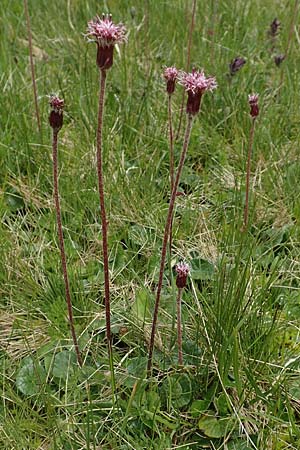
[
  {"x1": 147, "y1": 114, "x2": 194, "y2": 374},
  {"x1": 243, "y1": 118, "x2": 256, "y2": 230},
  {"x1": 176, "y1": 0, "x2": 196, "y2": 141},
  {"x1": 176, "y1": 287, "x2": 183, "y2": 365},
  {"x1": 24, "y1": 0, "x2": 41, "y2": 136},
  {"x1": 52, "y1": 130, "x2": 82, "y2": 367},
  {"x1": 168, "y1": 94, "x2": 175, "y2": 256},
  {"x1": 96, "y1": 70, "x2": 116, "y2": 397}
]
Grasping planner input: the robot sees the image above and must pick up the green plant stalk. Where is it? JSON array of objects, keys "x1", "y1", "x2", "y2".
[
  {"x1": 24, "y1": 0, "x2": 41, "y2": 136},
  {"x1": 175, "y1": 0, "x2": 196, "y2": 141},
  {"x1": 176, "y1": 287, "x2": 183, "y2": 365},
  {"x1": 52, "y1": 129, "x2": 82, "y2": 367},
  {"x1": 96, "y1": 68, "x2": 116, "y2": 396},
  {"x1": 243, "y1": 117, "x2": 256, "y2": 230},
  {"x1": 147, "y1": 114, "x2": 194, "y2": 374}
]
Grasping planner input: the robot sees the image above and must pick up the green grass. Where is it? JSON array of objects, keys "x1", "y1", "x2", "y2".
[{"x1": 1, "y1": 0, "x2": 300, "y2": 448}]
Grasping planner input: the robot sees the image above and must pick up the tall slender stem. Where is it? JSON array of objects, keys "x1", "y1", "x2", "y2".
[
  {"x1": 96, "y1": 69, "x2": 112, "y2": 353},
  {"x1": 96, "y1": 70, "x2": 116, "y2": 400},
  {"x1": 24, "y1": 0, "x2": 41, "y2": 136},
  {"x1": 168, "y1": 94, "x2": 175, "y2": 193},
  {"x1": 147, "y1": 115, "x2": 194, "y2": 373},
  {"x1": 176, "y1": 288, "x2": 183, "y2": 365},
  {"x1": 243, "y1": 118, "x2": 256, "y2": 230},
  {"x1": 168, "y1": 94, "x2": 175, "y2": 256},
  {"x1": 52, "y1": 130, "x2": 82, "y2": 367},
  {"x1": 176, "y1": 0, "x2": 196, "y2": 141}
]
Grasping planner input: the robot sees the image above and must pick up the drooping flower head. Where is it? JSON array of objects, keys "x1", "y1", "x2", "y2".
[
  {"x1": 274, "y1": 54, "x2": 285, "y2": 67},
  {"x1": 163, "y1": 66, "x2": 178, "y2": 95},
  {"x1": 175, "y1": 262, "x2": 190, "y2": 289},
  {"x1": 178, "y1": 68, "x2": 217, "y2": 115},
  {"x1": 248, "y1": 93, "x2": 259, "y2": 118},
  {"x1": 229, "y1": 57, "x2": 246, "y2": 76},
  {"x1": 269, "y1": 18, "x2": 280, "y2": 38},
  {"x1": 49, "y1": 95, "x2": 64, "y2": 131},
  {"x1": 86, "y1": 14, "x2": 126, "y2": 70}
]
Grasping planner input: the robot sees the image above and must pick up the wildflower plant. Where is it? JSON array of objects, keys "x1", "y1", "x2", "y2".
[
  {"x1": 85, "y1": 13, "x2": 126, "y2": 385},
  {"x1": 163, "y1": 66, "x2": 178, "y2": 258},
  {"x1": 176, "y1": 0, "x2": 197, "y2": 140},
  {"x1": 175, "y1": 262, "x2": 189, "y2": 365},
  {"x1": 228, "y1": 57, "x2": 246, "y2": 77},
  {"x1": 147, "y1": 68, "x2": 217, "y2": 373},
  {"x1": 49, "y1": 95, "x2": 82, "y2": 367},
  {"x1": 242, "y1": 93, "x2": 259, "y2": 231}
]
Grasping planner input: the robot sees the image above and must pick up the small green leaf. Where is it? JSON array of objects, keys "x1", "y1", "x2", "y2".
[
  {"x1": 16, "y1": 357, "x2": 46, "y2": 396},
  {"x1": 190, "y1": 399, "x2": 210, "y2": 417},
  {"x1": 52, "y1": 351, "x2": 77, "y2": 379},
  {"x1": 227, "y1": 440, "x2": 253, "y2": 450},
  {"x1": 190, "y1": 257, "x2": 215, "y2": 281},
  {"x1": 131, "y1": 289, "x2": 151, "y2": 322},
  {"x1": 198, "y1": 414, "x2": 231, "y2": 438}
]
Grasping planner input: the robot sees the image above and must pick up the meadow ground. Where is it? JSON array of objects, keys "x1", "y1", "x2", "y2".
[{"x1": 1, "y1": 0, "x2": 300, "y2": 448}]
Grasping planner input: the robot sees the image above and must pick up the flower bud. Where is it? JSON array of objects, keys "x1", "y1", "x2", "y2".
[
  {"x1": 49, "y1": 95, "x2": 64, "y2": 131},
  {"x1": 248, "y1": 93, "x2": 259, "y2": 119},
  {"x1": 175, "y1": 262, "x2": 190, "y2": 289}
]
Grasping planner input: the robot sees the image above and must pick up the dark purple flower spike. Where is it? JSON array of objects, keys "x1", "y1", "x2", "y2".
[{"x1": 229, "y1": 57, "x2": 246, "y2": 76}]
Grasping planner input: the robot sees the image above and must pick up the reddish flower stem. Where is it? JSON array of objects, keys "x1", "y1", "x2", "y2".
[
  {"x1": 147, "y1": 114, "x2": 194, "y2": 374},
  {"x1": 243, "y1": 118, "x2": 256, "y2": 230},
  {"x1": 168, "y1": 94, "x2": 175, "y2": 193},
  {"x1": 96, "y1": 69, "x2": 112, "y2": 358},
  {"x1": 24, "y1": 0, "x2": 41, "y2": 135},
  {"x1": 176, "y1": 287, "x2": 183, "y2": 365},
  {"x1": 176, "y1": 0, "x2": 196, "y2": 141},
  {"x1": 168, "y1": 94, "x2": 175, "y2": 256},
  {"x1": 52, "y1": 130, "x2": 82, "y2": 367}
]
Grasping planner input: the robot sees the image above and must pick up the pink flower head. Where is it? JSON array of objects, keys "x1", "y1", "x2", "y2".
[
  {"x1": 49, "y1": 95, "x2": 64, "y2": 131},
  {"x1": 163, "y1": 66, "x2": 178, "y2": 94},
  {"x1": 86, "y1": 14, "x2": 126, "y2": 70},
  {"x1": 248, "y1": 93, "x2": 259, "y2": 118},
  {"x1": 178, "y1": 68, "x2": 217, "y2": 115},
  {"x1": 175, "y1": 262, "x2": 190, "y2": 289}
]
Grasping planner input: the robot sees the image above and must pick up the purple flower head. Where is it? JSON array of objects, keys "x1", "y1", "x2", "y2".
[
  {"x1": 269, "y1": 18, "x2": 280, "y2": 38},
  {"x1": 86, "y1": 14, "x2": 126, "y2": 70},
  {"x1": 163, "y1": 66, "x2": 178, "y2": 95},
  {"x1": 274, "y1": 54, "x2": 285, "y2": 67},
  {"x1": 229, "y1": 57, "x2": 246, "y2": 76},
  {"x1": 175, "y1": 262, "x2": 190, "y2": 289},
  {"x1": 248, "y1": 93, "x2": 259, "y2": 118},
  {"x1": 178, "y1": 68, "x2": 217, "y2": 115},
  {"x1": 49, "y1": 95, "x2": 64, "y2": 131}
]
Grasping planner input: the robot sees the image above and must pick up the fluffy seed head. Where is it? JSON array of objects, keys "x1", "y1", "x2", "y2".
[
  {"x1": 175, "y1": 262, "x2": 190, "y2": 289},
  {"x1": 49, "y1": 95, "x2": 64, "y2": 131},
  {"x1": 163, "y1": 66, "x2": 178, "y2": 94},
  {"x1": 177, "y1": 68, "x2": 217, "y2": 115},
  {"x1": 86, "y1": 14, "x2": 126, "y2": 47},
  {"x1": 86, "y1": 14, "x2": 126, "y2": 70},
  {"x1": 248, "y1": 93, "x2": 259, "y2": 118},
  {"x1": 178, "y1": 68, "x2": 217, "y2": 95}
]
